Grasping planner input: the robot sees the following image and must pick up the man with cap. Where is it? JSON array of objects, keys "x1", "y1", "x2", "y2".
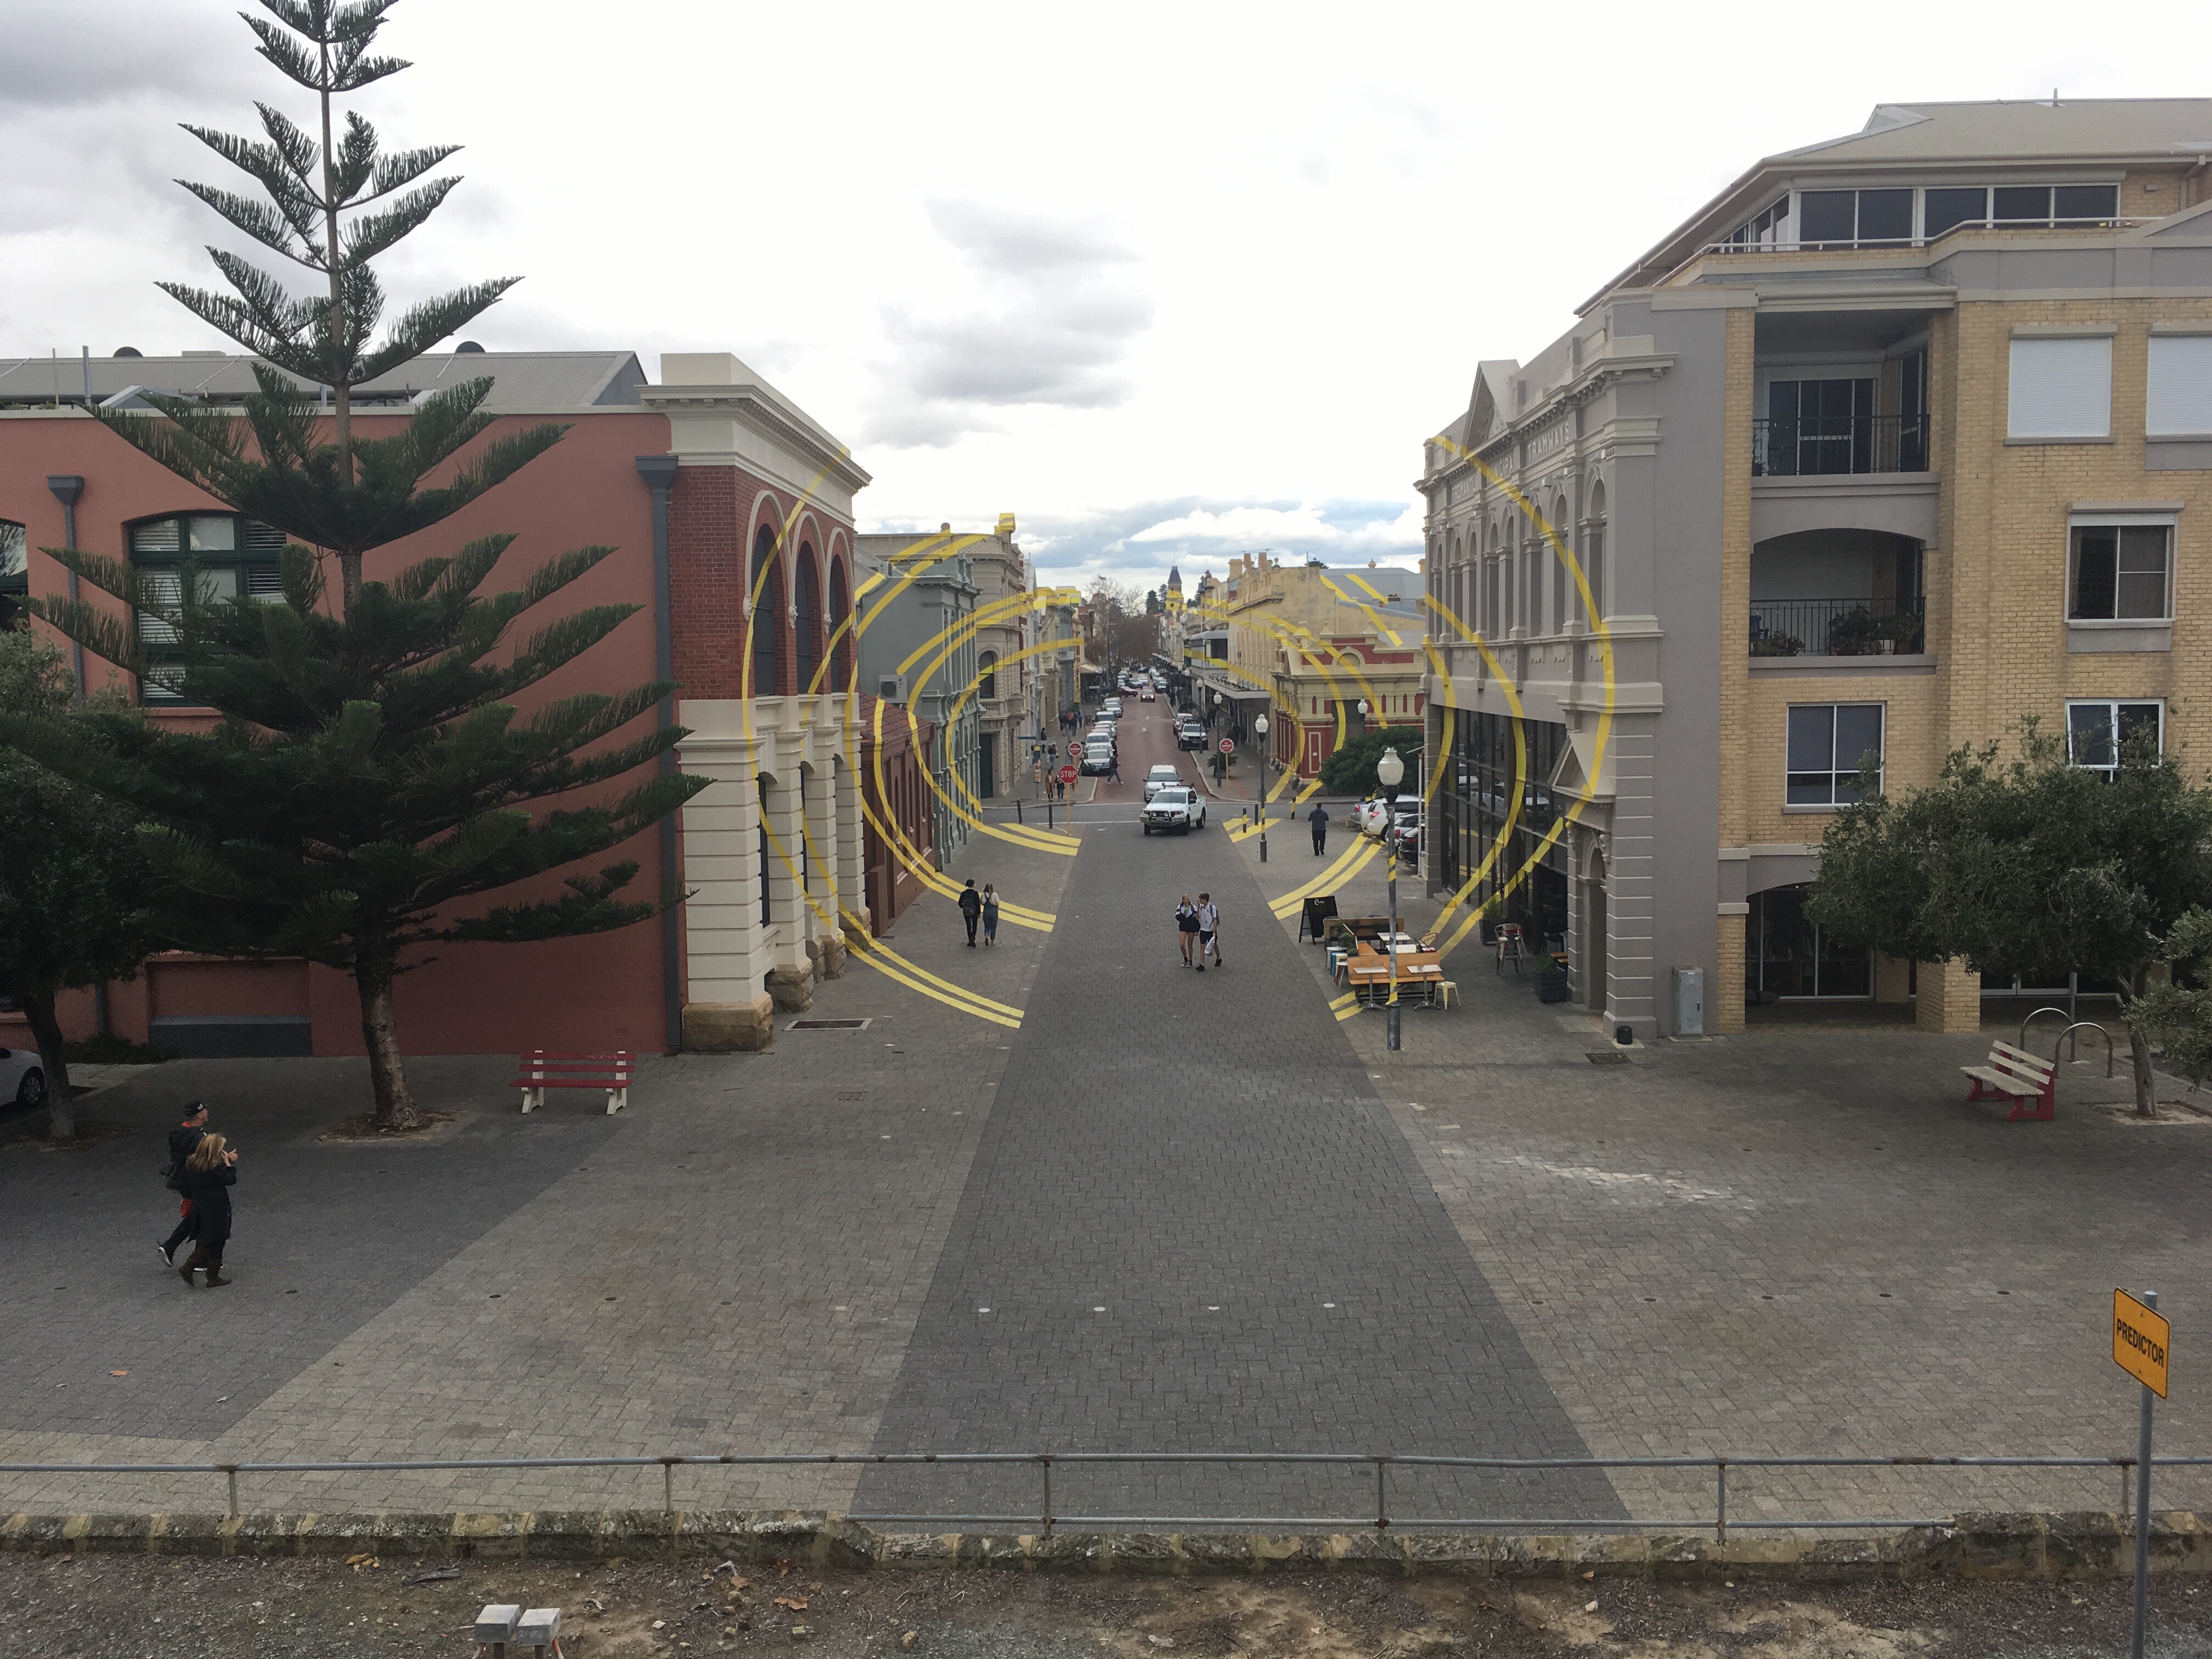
[{"x1": 159, "y1": 1102, "x2": 209, "y2": 1266}]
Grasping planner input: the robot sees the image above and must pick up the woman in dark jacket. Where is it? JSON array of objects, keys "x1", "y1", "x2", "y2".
[{"x1": 179, "y1": 1133, "x2": 238, "y2": 1288}]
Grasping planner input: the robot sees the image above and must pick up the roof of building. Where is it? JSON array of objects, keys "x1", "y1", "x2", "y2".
[
  {"x1": 1593, "y1": 97, "x2": 2212, "y2": 306},
  {"x1": 0, "y1": 348, "x2": 648, "y2": 411}
]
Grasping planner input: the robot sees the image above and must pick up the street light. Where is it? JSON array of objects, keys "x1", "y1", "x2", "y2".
[
  {"x1": 1253, "y1": 712, "x2": 1270, "y2": 853},
  {"x1": 1375, "y1": 745, "x2": 1406, "y2": 1052}
]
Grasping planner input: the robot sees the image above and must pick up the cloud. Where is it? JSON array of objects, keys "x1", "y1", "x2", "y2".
[
  {"x1": 1127, "y1": 500, "x2": 1423, "y2": 552},
  {"x1": 862, "y1": 201, "x2": 1153, "y2": 449}
]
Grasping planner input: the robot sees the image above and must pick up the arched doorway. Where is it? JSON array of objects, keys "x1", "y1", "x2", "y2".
[{"x1": 795, "y1": 544, "x2": 821, "y2": 693}]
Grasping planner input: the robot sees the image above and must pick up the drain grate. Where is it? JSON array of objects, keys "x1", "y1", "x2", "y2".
[
  {"x1": 789, "y1": 1017, "x2": 872, "y2": 1031},
  {"x1": 1586, "y1": 1050, "x2": 1632, "y2": 1065}
]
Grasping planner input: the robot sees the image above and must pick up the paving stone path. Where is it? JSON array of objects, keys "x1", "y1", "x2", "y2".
[{"x1": 9, "y1": 700, "x2": 2212, "y2": 1529}]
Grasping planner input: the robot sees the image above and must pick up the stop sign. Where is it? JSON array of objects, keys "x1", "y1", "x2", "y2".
[{"x1": 1057, "y1": 764, "x2": 1077, "y2": 783}]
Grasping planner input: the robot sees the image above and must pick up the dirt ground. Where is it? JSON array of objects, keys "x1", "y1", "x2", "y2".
[{"x1": 7, "y1": 1553, "x2": 2212, "y2": 1657}]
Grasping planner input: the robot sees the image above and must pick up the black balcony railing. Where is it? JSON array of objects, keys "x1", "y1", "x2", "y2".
[
  {"x1": 1750, "y1": 596, "x2": 1926, "y2": 658},
  {"x1": 1752, "y1": 414, "x2": 1929, "y2": 477}
]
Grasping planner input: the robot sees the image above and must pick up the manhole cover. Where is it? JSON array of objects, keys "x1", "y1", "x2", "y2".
[
  {"x1": 788, "y1": 1018, "x2": 872, "y2": 1031},
  {"x1": 1586, "y1": 1051, "x2": 1631, "y2": 1065}
]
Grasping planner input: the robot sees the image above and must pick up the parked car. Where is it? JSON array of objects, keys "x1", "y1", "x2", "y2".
[
  {"x1": 1102, "y1": 698, "x2": 1123, "y2": 716},
  {"x1": 1142, "y1": 764, "x2": 1184, "y2": 802},
  {"x1": 1081, "y1": 740, "x2": 1116, "y2": 775},
  {"x1": 1391, "y1": 800, "x2": 1423, "y2": 858},
  {"x1": 0, "y1": 1044, "x2": 47, "y2": 1109},
  {"x1": 1177, "y1": 723, "x2": 1209, "y2": 751},
  {"x1": 1142, "y1": 786, "x2": 1207, "y2": 834}
]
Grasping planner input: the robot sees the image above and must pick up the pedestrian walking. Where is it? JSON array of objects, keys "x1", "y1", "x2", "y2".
[
  {"x1": 178, "y1": 1133, "x2": 238, "y2": 1287},
  {"x1": 1175, "y1": 894, "x2": 1200, "y2": 966},
  {"x1": 958, "y1": 877, "x2": 983, "y2": 946},
  {"x1": 981, "y1": 883, "x2": 1001, "y2": 945},
  {"x1": 159, "y1": 1101, "x2": 210, "y2": 1265},
  {"x1": 1107, "y1": 752, "x2": 1121, "y2": 785},
  {"x1": 1195, "y1": 893, "x2": 1221, "y2": 971},
  {"x1": 1308, "y1": 802, "x2": 1330, "y2": 856}
]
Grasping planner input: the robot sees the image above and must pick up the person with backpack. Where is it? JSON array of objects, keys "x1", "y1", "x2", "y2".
[
  {"x1": 1196, "y1": 893, "x2": 1223, "y2": 970},
  {"x1": 159, "y1": 1101, "x2": 210, "y2": 1266},
  {"x1": 958, "y1": 877, "x2": 983, "y2": 946},
  {"x1": 1175, "y1": 894, "x2": 1201, "y2": 967},
  {"x1": 178, "y1": 1133, "x2": 238, "y2": 1287}
]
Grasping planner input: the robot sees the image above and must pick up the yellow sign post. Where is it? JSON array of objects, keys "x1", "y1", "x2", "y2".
[
  {"x1": 2114, "y1": 1289, "x2": 2170, "y2": 1398},
  {"x1": 2114, "y1": 1288, "x2": 2170, "y2": 1659}
]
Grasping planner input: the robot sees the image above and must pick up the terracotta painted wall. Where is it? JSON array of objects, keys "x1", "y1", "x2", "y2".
[{"x1": 0, "y1": 408, "x2": 680, "y2": 1056}]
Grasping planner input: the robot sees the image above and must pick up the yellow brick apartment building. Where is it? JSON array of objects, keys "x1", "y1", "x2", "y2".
[{"x1": 1418, "y1": 100, "x2": 2212, "y2": 1037}]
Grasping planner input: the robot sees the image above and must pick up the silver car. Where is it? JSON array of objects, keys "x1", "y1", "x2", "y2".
[
  {"x1": 1141, "y1": 787, "x2": 1207, "y2": 834},
  {"x1": 1142, "y1": 764, "x2": 1184, "y2": 802}
]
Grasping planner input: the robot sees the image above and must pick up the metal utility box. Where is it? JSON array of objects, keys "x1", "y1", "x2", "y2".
[{"x1": 1672, "y1": 967, "x2": 1705, "y2": 1037}]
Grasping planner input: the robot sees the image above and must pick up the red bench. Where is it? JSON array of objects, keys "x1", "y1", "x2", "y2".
[
  {"x1": 512, "y1": 1051, "x2": 632, "y2": 1115},
  {"x1": 1962, "y1": 1040, "x2": 2056, "y2": 1121}
]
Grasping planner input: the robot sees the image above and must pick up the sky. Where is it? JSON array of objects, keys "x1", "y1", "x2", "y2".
[{"x1": 3, "y1": 0, "x2": 2204, "y2": 596}]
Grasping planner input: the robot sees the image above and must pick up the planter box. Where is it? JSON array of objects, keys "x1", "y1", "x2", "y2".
[{"x1": 1536, "y1": 972, "x2": 1572, "y2": 1004}]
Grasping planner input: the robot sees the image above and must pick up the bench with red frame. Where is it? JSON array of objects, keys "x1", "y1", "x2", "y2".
[
  {"x1": 512, "y1": 1051, "x2": 633, "y2": 1115},
  {"x1": 1961, "y1": 1039, "x2": 2057, "y2": 1121}
]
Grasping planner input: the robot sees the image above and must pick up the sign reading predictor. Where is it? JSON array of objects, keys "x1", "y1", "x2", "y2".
[{"x1": 2115, "y1": 1289, "x2": 2170, "y2": 1398}]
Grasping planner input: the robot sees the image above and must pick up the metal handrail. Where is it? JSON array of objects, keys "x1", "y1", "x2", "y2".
[{"x1": 9, "y1": 1448, "x2": 2211, "y2": 1542}]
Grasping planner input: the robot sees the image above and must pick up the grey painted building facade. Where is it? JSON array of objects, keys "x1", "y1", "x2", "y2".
[{"x1": 856, "y1": 536, "x2": 981, "y2": 868}]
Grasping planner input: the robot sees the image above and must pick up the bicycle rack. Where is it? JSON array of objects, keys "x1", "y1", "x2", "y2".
[
  {"x1": 2057, "y1": 1020, "x2": 2117, "y2": 1077},
  {"x1": 2020, "y1": 1006, "x2": 2072, "y2": 1054}
]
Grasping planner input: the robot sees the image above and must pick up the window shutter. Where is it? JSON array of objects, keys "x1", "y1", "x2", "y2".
[
  {"x1": 2148, "y1": 335, "x2": 2212, "y2": 436},
  {"x1": 2007, "y1": 336, "x2": 2112, "y2": 438}
]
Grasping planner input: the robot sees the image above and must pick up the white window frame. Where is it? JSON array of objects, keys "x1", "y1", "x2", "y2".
[
  {"x1": 1785, "y1": 702, "x2": 1885, "y2": 811},
  {"x1": 2066, "y1": 698, "x2": 2165, "y2": 775},
  {"x1": 2008, "y1": 334, "x2": 2113, "y2": 441},
  {"x1": 2067, "y1": 512, "x2": 2176, "y2": 624}
]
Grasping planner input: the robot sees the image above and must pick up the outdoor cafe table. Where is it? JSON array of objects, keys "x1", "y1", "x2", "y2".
[{"x1": 1344, "y1": 949, "x2": 1446, "y2": 1006}]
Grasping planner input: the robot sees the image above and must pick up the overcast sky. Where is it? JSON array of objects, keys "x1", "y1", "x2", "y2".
[{"x1": 3, "y1": 0, "x2": 2201, "y2": 594}]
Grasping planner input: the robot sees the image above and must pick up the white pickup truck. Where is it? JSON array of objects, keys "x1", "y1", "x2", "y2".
[{"x1": 1141, "y1": 786, "x2": 1207, "y2": 834}]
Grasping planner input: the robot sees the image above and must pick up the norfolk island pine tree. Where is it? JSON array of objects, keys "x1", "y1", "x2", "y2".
[{"x1": 0, "y1": 1, "x2": 710, "y2": 1128}]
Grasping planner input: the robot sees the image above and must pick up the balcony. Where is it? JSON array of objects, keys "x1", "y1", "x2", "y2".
[
  {"x1": 1752, "y1": 414, "x2": 1928, "y2": 477},
  {"x1": 1751, "y1": 596, "x2": 1925, "y2": 658}
]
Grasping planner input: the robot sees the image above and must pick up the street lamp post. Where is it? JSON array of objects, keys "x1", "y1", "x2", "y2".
[
  {"x1": 1253, "y1": 712, "x2": 1269, "y2": 857},
  {"x1": 1376, "y1": 744, "x2": 1406, "y2": 1052}
]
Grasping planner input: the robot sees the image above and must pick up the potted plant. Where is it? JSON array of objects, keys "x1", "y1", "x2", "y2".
[
  {"x1": 1536, "y1": 955, "x2": 1572, "y2": 1003},
  {"x1": 1478, "y1": 893, "x2": 1506, "y2": 946},
  {"x1": 1750, "y1": 633, "x2": 1803, "y2": 658},
  {"x1": 1877, "y1": 608, "x2": 1923, "y2": 654},
  {"x1": 1826, "y1": 608, "x2": 1880, "y2": 656}
]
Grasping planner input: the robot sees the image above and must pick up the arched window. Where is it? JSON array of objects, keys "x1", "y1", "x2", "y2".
[
  {"x1": 795, "y1": 544, "x2": 821, "y2": 693},
  {"x1": 0, "y1": 519, "x2": 25, "y2": 625},
  {"x1": 1584, "y1": 482, "x2": 1608, "y2": 624},
  {"x1": 749, "y1": 524, "x2": 783, "y2": 698},
  {"x1": 978, "y1": 650, "x2": 998, "y2": 700},
  {"x1": 828, "y1": 560, "x2": 853, "y2": 691},
  {"x1": 1551, "y1": 496, "x2": 1571, "y2": 633}
]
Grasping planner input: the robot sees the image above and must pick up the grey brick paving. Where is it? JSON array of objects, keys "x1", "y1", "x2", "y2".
[
  {"x1": 855, "y1": 711, "x2": 1616, "y2": 1527},
  {"x1": 12, "y1": 708, "x2": 2212, "y2": 1529}
]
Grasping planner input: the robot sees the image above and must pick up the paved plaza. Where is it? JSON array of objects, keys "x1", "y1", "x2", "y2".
[{"x1": 5, "y1": 702, "x2": 2211, "y2": 1528}]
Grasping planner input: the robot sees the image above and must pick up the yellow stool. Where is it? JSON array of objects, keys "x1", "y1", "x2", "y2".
[{"x1": 1436, "y1": 980, "x2": 1458, "y2": 1009}]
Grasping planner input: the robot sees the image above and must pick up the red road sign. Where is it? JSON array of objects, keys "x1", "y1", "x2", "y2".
[
  {"x1": 1218, "y1": 737, "x2": 1235, "y2": 754},
  {"x1": 1067, "y1": 741, "x2": 1081, "y2": 759},
  {"x1": 1057, "y1": 764, "x2": 1077, "y2": 783}
]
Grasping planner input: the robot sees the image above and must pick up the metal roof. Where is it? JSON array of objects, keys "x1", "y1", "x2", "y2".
[{"x1": 0, "y1": 348, "x2": 647, "y2": 411}]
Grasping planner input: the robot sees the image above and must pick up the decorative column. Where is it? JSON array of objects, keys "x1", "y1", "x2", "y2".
[
  {"x1": 673, "y1": 699, "x2": 775, "y2": 1052},
  {"x1": 762, "y1": 725, "x2": 813, "y2": 1012},
  {"x1": 834, "y1": 747, "x2": 868, "y2": 945},
  {"x1": 802, "y1": 741, "x2": 845, "y2": 979}
]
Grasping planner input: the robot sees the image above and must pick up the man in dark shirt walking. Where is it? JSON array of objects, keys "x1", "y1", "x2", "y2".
[
  {"x1": 159, "y1": 1101, "x2": 209, "y2": 1266},
  {"x1": 958, "y1": 878, "x2": 983, "y2": 946},
  {"x1": 1308, "y1": 802, "x2": 1329, "y2": 856}
]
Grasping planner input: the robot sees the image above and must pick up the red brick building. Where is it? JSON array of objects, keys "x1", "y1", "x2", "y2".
[{"x1": 0, "y1": 348, "x2": 930, "y2": 1058}]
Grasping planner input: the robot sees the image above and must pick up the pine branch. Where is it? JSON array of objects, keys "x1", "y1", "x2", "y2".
[
  {"x1": 356, "y1": 279, "x2": 520, "y2": 380},
  {"x1": 175, "y1": 180, "x2": 314, "y2": 267},
  {"x1": 362, "y1": 142, "x2": 460, "y2": 204},
  {"x1": 342, "y1": 176, "x2": 460, "y2": 266}
]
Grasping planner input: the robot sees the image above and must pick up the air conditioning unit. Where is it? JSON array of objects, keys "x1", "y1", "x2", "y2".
[{"x1": 878, "y1": 674, "x2": 907, "y2": 703}]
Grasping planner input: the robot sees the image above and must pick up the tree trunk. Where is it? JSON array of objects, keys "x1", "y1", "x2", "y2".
[
  {"x1": 316, "y1": 65, "x2": 359, "y2": 610},
  {"x1": 2128, "y1": 980, "x2": 2160, "y2": 1119},
  {"x1": 353, "y1": 943, "x2": 422, "y2": 1130},
  {"x1": 18, "y1": 988, "x2": 74, "y2": 1144}
]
